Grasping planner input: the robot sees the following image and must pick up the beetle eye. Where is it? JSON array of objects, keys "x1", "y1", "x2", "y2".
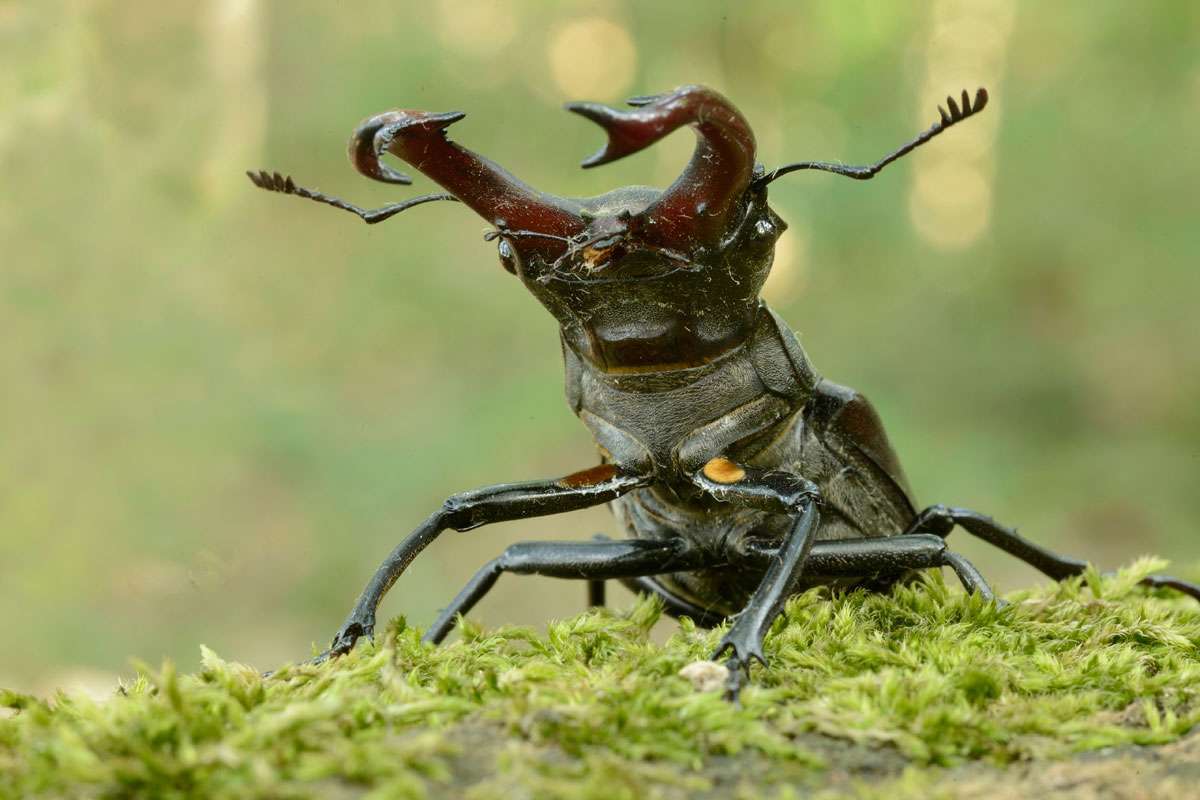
[{"x1": 497, "y1": 239, "x2": 518, "y2": 274}]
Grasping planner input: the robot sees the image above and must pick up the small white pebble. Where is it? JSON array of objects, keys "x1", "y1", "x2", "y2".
[{"x1": 678, "y1": 660, "x2": 729, "y2": 692}]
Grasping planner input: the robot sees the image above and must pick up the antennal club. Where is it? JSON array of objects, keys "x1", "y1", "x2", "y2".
[
  {"x1": 246, "y1": 170, "x2": 458, "y2": 225},
  {"x1": 756, "y1": 87, "x2": 988, "y2": 187}
]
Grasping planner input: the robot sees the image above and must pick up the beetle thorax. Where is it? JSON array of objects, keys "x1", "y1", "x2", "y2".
[{"x1": 504, "y1": 187, "x2": 787, "y2": 373}]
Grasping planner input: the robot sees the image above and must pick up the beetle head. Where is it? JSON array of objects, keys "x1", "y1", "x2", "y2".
[
  {"x1": 256, "y1": 83, "x2": 988, "y2": 305},
  {"x1": 348, "y1": 86, "x2": 782, "y2": 291}
]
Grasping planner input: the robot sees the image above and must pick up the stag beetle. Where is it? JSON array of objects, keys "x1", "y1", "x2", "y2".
[{"x1": 250, "y1": 85, "x2": 1200, "y2": 698}]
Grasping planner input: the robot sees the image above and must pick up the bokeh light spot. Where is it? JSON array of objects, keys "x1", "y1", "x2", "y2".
[
  {"x1": 547, "y1": 17, "x2": 637, "y2": 99},
  {"x1": 762, "y1": 227, "x2": 808, "y2": 306},
  {"x1": 436, "y1": 0, "x2": 517, "y2": 58},
  {"x1": 909, "y1": 161, "x2": 992, "y2": 251},
  {"x1": 908, "y1": 0, "x2": 1014, "y2": 252}
]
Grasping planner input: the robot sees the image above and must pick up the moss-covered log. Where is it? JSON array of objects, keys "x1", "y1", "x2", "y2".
[{"x1": 3, "y1": 559, "x2": 1199, "y2": 798}]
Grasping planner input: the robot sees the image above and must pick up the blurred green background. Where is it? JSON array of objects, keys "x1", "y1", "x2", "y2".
[{"x1": 3, "y1": 1, "x2": 1198, "y2": 695}]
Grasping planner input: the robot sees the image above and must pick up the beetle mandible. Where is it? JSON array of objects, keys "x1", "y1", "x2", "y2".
[{"x1": 249, "y1": 85, "x2": 1200, "y2": 698}]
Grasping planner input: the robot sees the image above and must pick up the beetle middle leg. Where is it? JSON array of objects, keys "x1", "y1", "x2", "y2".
[
  {"x1": 908, "y1": 505, "x2": 1200, "y2": 602},
  {"x1": 423, "y1": 538, "x2": 718, "y2": 644},
  {"x1": 740, "y1": 534, "x2": 996, "y2": 601},
  {"x1": 628, "y1": 536, "x2": 998, "y2": 633},
  {"x1": 309, "y1": 465, "x2": 650, "y2": 665}
]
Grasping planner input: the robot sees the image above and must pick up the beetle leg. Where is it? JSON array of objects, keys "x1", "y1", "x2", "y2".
[
  {"x1": 692, "y1": 457, "x2": 821, "y2": 702},
  {"x1": 586, "y1": 533, "x2": 615, "y2": 610},
  {"x1": 302, "y1": 465, "x2": 651, "y2": 667},
  {"x1": 587, "y1": 533, "x2": 609, "y2": 611},
  {"x1": 588, "y1": 579, "x2": 606, "y2": 609},
  {"x1": 941, "y1": 551, "x2": 996, "y2": 600},
  {"x1": 612, "y1": 535, "x2": 999, "y2": 694},
  {"x1": 908, "y1": 505, "x2": 1200, "y2": 602},
  {"x1": 423, "y1": 537, "x2": 715, "y2": 644},
  {"x1": 622, "y1": 575, "x2": 731, "y2": 628},
  {"x1": 740, "y1": 534, "x2": 997, "y2": 601}
]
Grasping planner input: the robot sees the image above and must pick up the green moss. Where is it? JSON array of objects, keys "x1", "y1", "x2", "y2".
[{"x1": 3, "y1": 558, "x2": 1199, "y2": 798}]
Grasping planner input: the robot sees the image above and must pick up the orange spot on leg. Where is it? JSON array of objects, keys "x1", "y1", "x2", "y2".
[
  {"x1": 703, "y1": 457, "x2": 746, "y2": 484},
  {"x1": 560, "y1": 463, "x2": 620, "y2": 488}
]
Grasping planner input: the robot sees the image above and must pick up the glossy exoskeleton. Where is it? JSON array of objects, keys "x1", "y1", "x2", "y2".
[{"x1": 250, "y1": 85, "x2": 1200, "y2": 698}]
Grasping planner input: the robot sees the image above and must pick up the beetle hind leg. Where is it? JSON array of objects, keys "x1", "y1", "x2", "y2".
[
  {"x1": 908, "y1": 505, "x2": 1200, "y2": 602},
  {"x1": 941, "y1": 550, "x2": 996, "y2": 601}
]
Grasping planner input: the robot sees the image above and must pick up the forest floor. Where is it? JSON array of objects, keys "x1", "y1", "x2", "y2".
[{"x1": 3, "y1": 559, "x2": 1199, "y2": 799}]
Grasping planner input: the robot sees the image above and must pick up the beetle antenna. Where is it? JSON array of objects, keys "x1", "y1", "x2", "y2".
[
  {"x1": 246, "y1": 170, "x2": 459, "y2": 224},
  {"x1": 755, "y1": 87, "x2": 988, "y2": 187}
]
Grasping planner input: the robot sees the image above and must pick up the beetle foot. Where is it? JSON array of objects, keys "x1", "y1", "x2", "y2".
[
  {"x1": 302, "y1": 617, "x2": 375, "y2": 668},
  {"x1": 259, "y1": 617, "x2": 374, "y2": 678},
  {"x1": 711, "y1": 634, "x2": 766, "y2": 705},
  {"x1": 330, "y1": 617, "x2": 374, "y2": 656},
  {"x1": 712, "y1": 629, "x2": 767, "y2": 669},
  {"x1": 720, "y1": 655, "x2": 753, "y2": 705}
]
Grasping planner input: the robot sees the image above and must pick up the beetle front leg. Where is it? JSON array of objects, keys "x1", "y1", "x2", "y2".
[
  {"x1": 692, "y1": 458, "x2": 821, "y2": 702},
  {"x1": 308, "y1": 465, "x2": 650, "y2": 665}
]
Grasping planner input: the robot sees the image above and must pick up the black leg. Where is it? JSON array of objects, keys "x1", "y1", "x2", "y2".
[
  {"x1": 588, "y1": 580, "x2": 606, "y2": 608},
  {"x1": 741, "y1": 534, "x2": 996, "y2": 602},
  {"x1": 587, "y1": 534, "x2": 609, "y2": 609},
  {"x1": 908, "y1": 505, "x2": 1200, "y2": 602},
  {"x1": 942, "y1": 551, "x2": 995, "y2": 600},
  {"x1": 622, "y1": 575, "x2": 731, "y2": 628},
  {"x1": 423, "y1": 538, "x2": 714, "y2": 644},
  {"x1": 311, "y1": 465, "x2": 650, "y2": 664},
  {"x1": 691, "y1": 458, "x2": 821, "y2": 701},
  {"x1": 626, "y1": 534, "x2": 1000, "y2": 637}
]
